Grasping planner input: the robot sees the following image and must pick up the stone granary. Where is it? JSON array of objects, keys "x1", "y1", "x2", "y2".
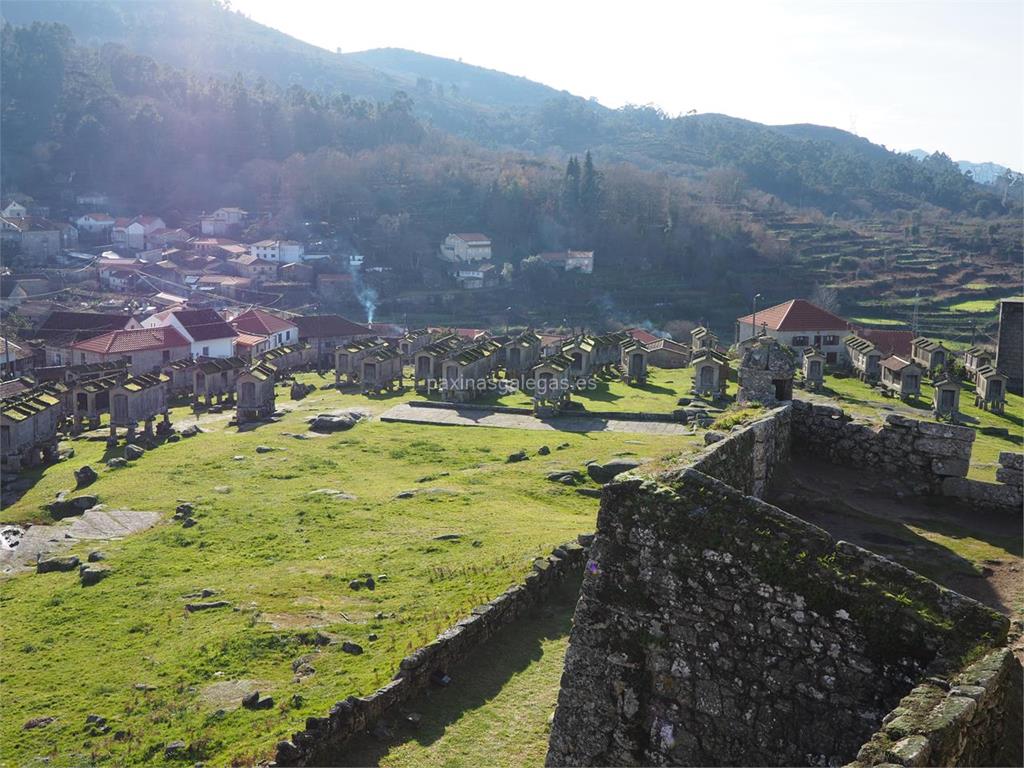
[
  {"x1": 334, "y1": 338, "x2": 386, "y2": 386},
  {"x1": 974, "y1": 364, "x2": 1008, "y2": 414},
  {"x1": 561, "y1": 336, "x2": 597, "y2": 381},
  {"x1": 398, "y1": 329, "x2": 433, "y2": 361},
  {"x1": 70, "y1": 374, "x2": 120, "y2": 432},
  {"x1": 359, "y1": 345, "x2": 404, "y2": 394},
  {"x1": 844, "y1": 334, "x2": 883, "y2": 381},
  {"x1": 880, "y1": 356, "x2": 923, "y2": 400},
  {"x1": 644, "y1": 337, "x2": 690, "y2": 368},
  {"x1": 530, "y1": 353, "x2": 574, "y2": 415},
  {"x1": 690, "y1": 325, "x2": 717, "y2": 352},
  {"x1": 963, "y1": 345, "x2": 993, "y2": 383},
  {"x1": 163, "y1": 358, "x2": 199, "y2": 398},
  {"x1": 193, "y1": 357, "x2": 247, "y2": 407},
  {"x1": 690, "y1": 348, "x2": 730, "y2": 397},
  {"x1": 592, "y1": 332, "x2": 629, "y2": 372},
  {"x1": 413, "y1": 334, "x2": 462, "y2": 391},
  {"x1": 931, "y1": 371, "x2": 961, "y2": 421},
  {"x1": 260, "y1": 343, "x2": 312, "y2": 376},
  {"x1": 504, "y1": 330, "x2": 543, "y2": 385},
  {"x1": 108, "y1": 373, "x2": 171, "y2": 443},
  {"x1": 1, "y1": 384, "x2": 64, "y2": 471},
  {"x1": 619, "y1": 338, "x2": 649, "y2": 385},
  {"x1": 996, "y1": 297, "x2": 1023, "y2": 394},
  {"x1": 441, "y1": 339, "x2": 503, "y2": 402},
  {"x1": 236, "y1": 361, "x2": 277, "y2": 424},
  {"x1": 737, "y1": 337, "x2": 796, "y2": 405},
  {"x1": 910, "y1": 336, "x2": 951, "y2": 373},
  {"x1": 801, "y1": 346, "x2": 825, "y2": 391}
]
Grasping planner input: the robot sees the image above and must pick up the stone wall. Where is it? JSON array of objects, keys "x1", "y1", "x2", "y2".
[
  {"x1": 941, "y1": 450, "x2": 1023, "y2": 512},
  {"x1": 274, "y1": 540, "x2": 588, "y2": 767},
  {"x1": 546, "y1": 469, "x2": 1009, "y2": 767},
  {"x1": 691, "y1": 405, "x2": 791, "y2": 497}
]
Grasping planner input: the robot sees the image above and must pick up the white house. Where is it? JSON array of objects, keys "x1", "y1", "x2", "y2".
[
  {"x1": 250, "y1": 239, "x2": 305, "y2": 264},
  {"x1": 735, "y1": 299, "x2": 849, "y2": 365},
  {"x1": 230, "y1": 308, "x2": 299, "y2": 353},
  {"x1": 124, "y1": 215, "x2": 166, "y2": 250},
  {"x1": 2, "y1": 200, "x2": 27, "y2": 219},
  {"x1": 200, "y1": 207, "x2": 247, "y2": 236},
  {"x1": 440, "y1": 233, "x2": 492, "y2": 263},
  {"x1": 76, "y1": 192, "x2": 110, "y2": 206},
  {"x1": 142, "y1": 308, "x2": 238, "y2": 358},
  {"x1": 75, "y1": 213, "x2": 116, "y2": 234},
  {"x1": 537, "y1": 250, "x2": 595, "y2": 274}
]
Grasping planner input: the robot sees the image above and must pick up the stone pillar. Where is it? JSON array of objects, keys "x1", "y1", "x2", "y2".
[
  {"x1": 126, "y1": 421, "x2": 137, "y2": 444},
  {"x1": 143, "y1": 417, "x2": 155, "y2": 438},
  {"x1": 42, "y1": 441, "x2": 59, "y2": 464},
  {"x1": 107, "y1": 425, "x2": 118, "y2": 447}
]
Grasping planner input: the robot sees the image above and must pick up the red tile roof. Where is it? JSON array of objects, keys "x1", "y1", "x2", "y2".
[
  {"x1": 451, "y1": 233, "x2": 491, "y2": 243},
  {"x1": 851, "y1": 327, "x2": 914, "y2": 358},
  {"x1": 625, "y1": 327, "x2": 660, "y2": 345},
  {"x1": 293, "y1": 314, "x2": 371, "y2": 338},
  {"x1": 737, "y1": 299, "x2": 848, "y2": 332},
  {"x1": 71, "y1": 326, "x2": 190, "y2": 355},
  {"x1": 153, "y1": 308, "x2": 237, "y2": 342},
  {"x1": 231, "y1": 308, "x2": 297, "y2": 336},
  {"x1": 233, "y1": 331, "x2": 266, "y2": 349},
  {"x1": 37, "y1": 311, "x2": 134, "y2": 342}
]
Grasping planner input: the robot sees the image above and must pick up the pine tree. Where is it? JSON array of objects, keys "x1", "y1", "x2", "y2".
[
  {"x1": 580, "y1": 150, "x2": 601, "y2": 225},
  {"x1": 562, "y1": 155, "x2": 580, "y2": 216}
]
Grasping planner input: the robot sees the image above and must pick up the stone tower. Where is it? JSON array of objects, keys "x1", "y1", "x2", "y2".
[{"x1": 996, "y1": 298, "x2": 1023, "y2": 395}]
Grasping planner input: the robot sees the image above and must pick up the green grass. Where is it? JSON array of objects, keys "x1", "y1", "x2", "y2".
[
  {"x1": 847, "y1": 316, "x2": 908, "y2": 327},
  {"x1": 945, "y1": 298, "x2": 1002, "y2": 314},
  {"x1": 0, "y1": 373, "x2": 699, "y2": 767},
  {"x1": 821, "y1": 374, "x2": 1022, "y2": 481}
]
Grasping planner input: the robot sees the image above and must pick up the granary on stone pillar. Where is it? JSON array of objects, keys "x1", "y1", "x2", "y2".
[
  {"x1": 193, "y1": 357, "x2": 247, "y2": 406},
  {"x1": 801, "y1": 347, "x2": 825, "y2": 391},
  {"x1": 398, "y1": 329, "x2": 433, "y2": 361},
  {"x1": 413, "y1": 334, "x2": 462, "y2": 391},
  {"x1": 70, "y1": 374, "x2": 121, "y2": 432},
  {"x1": 561, "y1": 336, "x2": 597, "y2": 381},
  {"x1": 910, "y1": 337, "x2": 952, "y2": 374},
  {"x1": 974, "y1": 365, "x2": 1008, "y2": 414},
  {"x1": 109, "y1": 372, "x2": 171, "y2": 441},
  {"x1": 360, "y1": 345, "x2": 404, "y2": 394},
  {"x1": 879, "y1": 356, "x2": 923, "y2": 400},
  {"x1": 163, "y1": 357, "x2": 199, "y2": 398},
  {"x1": 1, "y1": 384, "x2": 64, "y2": 472},
  {"x1": 931, "y1": 371, "x2": 961, "y2": 421},
  {"x1": 691, "y1": 349, "x2": 730, "y2": 397},
  {"x1": 64, "y1": 359, "x2": 129, "y2": 386},
  {"x1": 236, "y1": 361, "x2": 277, "y2": 424},
  {"x1": 441, "y1": 339, "x2": 503, "y2": 402},
  {"x1": 620, "y1": 338, "x2": 649, "y2": 385},
  {"x1": 844, "y1": 335, "x2": 882, "y2": 381},
  {"x1": 504, "y1": 330, "x2": 542, "y2": 385},
  {"x1": 592, "y1": 332, "x2": 629, "y2": 373},
  {"x1": 335, "y1": 338, "x2": 386, "y2": 386},
  {"x1": 690, "y1": 326, "x2": 718, "y2": 353},
  {"x1": 963, "y1": 346, "x2": 993, "y2": 383},
  {"x1": 530, "y1": 353, "x2": 574, "y2": 414},
  {"x1": 261, "y1": 342, "x2": 312, "y2": 376},
  {"x1": 737, "y1": 337, "x2": 796, "y2": 405}
]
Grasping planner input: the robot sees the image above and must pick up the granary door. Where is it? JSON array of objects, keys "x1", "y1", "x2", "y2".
[
  {"x1": 240, "y1": 382, "x2": 255, "y2": 404},
  {"x1": 364, "y1": 363, "x2": 377, "y2": 382},
  {"x1": 940, "y1": 389, "x2": 955, "y2": 410},
  {"x1": 699, "y1": 365, "x2": 713, "y2": 389},
  {"x1": 416, "y1": 356, "x2": 431, "y2": 378},
  {"x1": 632, "y1": 353, "x2": 644, "y2": 376},
  {"x1": 809, "y1": 361, "x2": 821, "y2": 378},
  {"x1": 509, "y1": 348, "x2": 521, "y2": 370},
  {"x1": 112, "y1": 394, "x2": 128, "y2": 423}
]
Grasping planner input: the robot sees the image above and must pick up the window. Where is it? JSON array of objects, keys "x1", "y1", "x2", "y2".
[
  {"x1": 162, "y1": 349, "x2": 171, "y2": 363},
  {"x1": 826, "y1": 352, "x2": 837, "y2": 364},
  {"x1": 791, "y1": 336, "x2": 809, "y2": 347},
  {"x1": 80, "y1": 353, "x2": 86, "y2": 364},
  {"x1": 202, "y1": 346, "x2": 209, "y2": 357},
  {"x1": 823, "y1": 335, "x2": 840, "y2": 346},
  {"x1": 286, "y1": 330, "x2": 291, "y2": 340}
]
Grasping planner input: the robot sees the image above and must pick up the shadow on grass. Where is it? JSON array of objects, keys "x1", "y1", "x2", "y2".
[{"x1": 337, "y1": 577, "x2": 581, "y2": 767}]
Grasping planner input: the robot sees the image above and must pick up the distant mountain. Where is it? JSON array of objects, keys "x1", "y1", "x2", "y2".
[{"x1": 906, "y1": 149, "x2": 1014, "y2": 185}]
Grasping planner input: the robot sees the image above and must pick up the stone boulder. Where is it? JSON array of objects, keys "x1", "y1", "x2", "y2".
[
  {"x1": 47, "y1": 495, "x2": 98, "y2": 519},
  {"x1": 74, "y1": 465, "x2": 98, "y2": 488},
  {"x1": 79, "y1": 565, "x2": 111, "y2": 586},
  {"x1": 704, "y1": 431, "x2": 726, "y2": 445},
  {"x1": 106, "y1": 457, "x2": 128, "y2": 469},
  {"x1": 507, "y1": 450, "x2": 529, "y2": 463},
  {"x1": 586, "y1": 458, "x2": 642, "y2": 483},
  {"x1": 37, "y1": 555, "x2": 80, "y2": 574},
  {"x1": 124, "y1": 444, "x2": 145, "y2": 461},
  {"x1": 308, "y1": 412, "x2": 361, "y2": 433},
  {"x1": 180, "y1": 424, "x2": 202, "y2": 438}
]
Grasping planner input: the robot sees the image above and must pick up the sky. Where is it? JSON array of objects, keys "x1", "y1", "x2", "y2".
[{"x1": 231, "y1": 0, "x2": 1023, "y2": 169}]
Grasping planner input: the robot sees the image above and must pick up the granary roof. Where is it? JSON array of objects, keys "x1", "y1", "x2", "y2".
[
  {"x1": 343, "y1": 337, "x2": 386, "y2": 353},
  {"x1": 420, "y1": 334, "x2": 462, "y2": 356},
  {"x1": 261, "y1": 343, "x2": 309, "y2": 362},
  {"x1": 691, "y1": 348, "x2": 729, "y2": 365},
  {"x1": 72, "y1": 327, "x2": 190, "y2": 355},
  {"x1": 166, "y1": 358, "x2": 199, "y2": 371},
  {"x1": 736, "y1": 299, "x2": 848, "y2": 332},
  {"x1": 625, "y1": 327, "x2": 660, "y2": 345},
  {"x1": 294, "y1": 314, "x2": 371, "y2": 339},
  {"x1": 364, "y1": 345, "x2": 402, "y2": 363},
  {"x1": 1, "y1": 386, "x2": 61, "y2": 422},
  {"x1": 0, "y1": 376, "x2": 35, "y2": 399},
  {"x1": 75, "y1": 375, "x2": 121, "y2": 394},
  {"x1": 244, "y1": 361, "x2": 277, "y2": 381},
  {"x1": 975, "y1": 364, "x2": 1008, "y2": 380},
  {"x1": 802, "y1": 347, "x2": 825, "y2": 359},
  {"x1": 511, "y1": 330, "x2": 542, "y2": 347},
  {"x1": 880, "y1": 355, "x2": 918, "y2": 373},
  {"x1": 646, "y1": 338, "x2": 689, "y2": 354},
  {"x1": 450, "y1": 339, "x2": 502, "y2": 366},
  {"x1": 912, "y1": 337, "x2": 948, "y2": 353},
  {"x1": 964, "y1": 346, "x2": 991, "y2": 358},
  {"x1": 563, "y1": 336, "x2": 595, "y2": 354},
  {"x1": 844, "y1": 335, "x2": 876, "y2": 354},
  {"x1": 532, "y1": 353, "x2": 574, "y2": 373},
  {"x1": 196, "y1": 356, "x2": 246, "y2": 374},
  {"x1": 119, "y1": 372, "x2": 169, "y2": 392},
  {"x1": 231, "y1": 308, "x2": 296, "y2": 336}
]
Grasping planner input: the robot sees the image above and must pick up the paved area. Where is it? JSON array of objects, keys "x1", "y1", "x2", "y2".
[{"x1": 378, "y1": 403, "x2": 694, "y2": 435}]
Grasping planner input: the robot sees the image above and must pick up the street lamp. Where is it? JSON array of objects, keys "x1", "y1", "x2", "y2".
[{"x1": 752, "y1": 293, "x2": 762, "y2": 339}]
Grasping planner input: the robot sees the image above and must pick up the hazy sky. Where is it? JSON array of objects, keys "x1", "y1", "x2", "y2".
[{"x1": 232, "y1": 0, "x2": 1023, "y2": 168}]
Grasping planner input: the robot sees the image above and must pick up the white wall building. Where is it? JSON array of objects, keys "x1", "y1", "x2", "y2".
[
  {"x1": 75, "y1": 213, "x2": 116, "y2": 234},
  {"x1": 142, "y1": 308, "x2": 238, "y2": 358},
  {"x1": 440, "y1": 232, "x2": 492, "y2": 263},
  {"x1": 735, "y1": 299, "x2": 850, "y2": 364},
  {"x1": 250, "y1": 239, "x2": 305, "y2": 264}
]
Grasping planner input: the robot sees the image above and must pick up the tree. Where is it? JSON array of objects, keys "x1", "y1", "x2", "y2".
[
  {"x1": 579, "y1": 150, "x2": 601, "y2": 226},
  {"x1": 809, "y1": 284, "x2": 841, "y2": 314},
  {"x1": 562, "y1": 155, "x2": 580, "y2": 216}
]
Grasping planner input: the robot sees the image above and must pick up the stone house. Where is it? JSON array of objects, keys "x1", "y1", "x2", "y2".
[
  {"x1": 801, "y1": 347, "x2": 825, "y2": 391},
  {"x1": 530, "y1": 354, "x2": 574, "y2": 414},
  {"x1": 1, "y1": 384, "x2": 64, "y2": 471},
  {"x1": 70, "y1": 326, "x2": 191, "y2": 375},
  {"x1": 0, "y1": 277, "x2": 49, "y2": 311},
  {"x1": 737, "y1": 337, "x2": 795, "y2": 405},
  {"x1": 536, "y1": 250, "x2": 595, "y2": 274},
  {"x1": 200, "y1": 207, "x2": 247, "y2": 236},
  {"x1": 439, "y1": 232, "x2": 491, "y2": 263},
  {"x1": 910, "y1": 337, "x2": 952, "y2": 373},
  {"x1": 620, "y1": 338, "x2": 649, "y2": 385},
  {"x1": 335, "y1": 338, "x2": 387, "y2": 385},
  {"x1": 646, "y1": 337, "x2": 690, "y2": 368},
  {"x1": 2, "y1": 200, "x2": 27, "y2": 218},
  {"x1": 735, "y1": 299, "x2": 848, "y2": 364},
  {"x1": 360, "y1": 346, "x2": 403, "y2": 394},
  {"x1": 879, "y1": 356, "x2": 923, "y2": 400},
  {"x1": 844, "y1": 335, "x2": 883, "y2": 381},
  {"x1": 413, "y1": 334, "x2": 462, "y2": 391},
  {"x1": 294, "y1": 314, "x2": 372, "y2": 369},
  {"x1": 236, "y1": 361, "x2": 277, "y2": 424},
  {"x1": 974, "y1": 365, "x2": 1008, "y2": 414},
  {"x1": 691, "y1": 349, "x2": 730, "y2": 397},
  {"x1": 0, "y1": 336, "x2": 35, "y2": 378},
  {"x1": 108, "y1": 373, "x2": 171, "y2": 441},
  {"x1": 229, "y1": 253, "x2": 279, "y2": 283},
  {"x1": 931, "y1": 372, "x2": 961, "y2": 421},
  {"x1": 1, "y1": 216, "x2": 63, "y2": 261},
  {"x1": 34, "y1": 311, "x2": 140, "y2": 366},
  {"x1": 193, "y1": 357, "x2": 247, "y2": 407},
  {"x1": 142, "y1": 308, "x2": 238, "y2": 358},
  {"x1": 250, "y1": 239, "x2": 305, "y2": 264},
  {"x1": 125, "y1": 215, "x2": 166, "y2": 250},
  {"x1": 441, "y1": 339, "x2": 503, "y2": 402},
  {"x1": 963, "y1": 346, "x2": 993, "y2": 383}
]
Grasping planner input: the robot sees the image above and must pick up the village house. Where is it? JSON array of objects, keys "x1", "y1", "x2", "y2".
[
  {"x1": 439, "y1": 232, "x2": 492, "y2": 263},
  {"x1": 294, "y1": 314, "x2": 372, "y2": 369},
  {"x1": 1, "y1": 276, "x2": 50, "y2": 311},
  {"x1": 191, "y1": 237, "x2": 242, "y2": 257},
  {"x1": 645, "y1": 337, "x2": 690, "y2": 368},
  {"x1": 536, "y1": 250, "x2": 595, "y2": 274},
  {"x1": 142, "y1": 308, "x2": 238, "y2": 358},
  {"x1": 230, "y1": 308, "x2": 298, "y2": 353},
  {"x1": 931, "y1": 371, "x2": 961, "y2": 421},
  {"x1": 70, "y1": 326, "x2": 191, "y2": 375},
  {"x1": 735, "y1": 299, "x2": 849, "y2": 364},
  {"x1": 1, "y1": 384, "x2": 64, "y2": 471},
  {"x1": 530, "y1": 353, "x2": 574, "y2": 414},
  {"x1": 801, "y1": 347, "x2": 826, "y2": 391},
  {"x1": 280, "y1": 262, "x2": 314, "y2": 284},
  {"x1": 963, "y1": 346, "x2": 994, "y2": 382},
  {"x1": 75, "y1": 213, "x2": 115, "y2": 235},
  {"x1": 2, "y1": 200, "x2": 28, "y2": 219},
  {"x1": 0, "y1": 216, "x2": 63, "y2": 261},
  {"x1": 34, "y1": 311, "x2": 142, "y2": 366},
  {"x1": 196, "y1": 274, "x2": 253, "y2": 300},
  {"x1": 229, "y1": 253, "x2": 279, "y2": 282},
  {"x1": 108, "y1": 373, "x2": 172, "y2": 443},
  {"x1": 441, "y1": 339, "x2": 503, "y2": 402},
  {"x1": 111, "y1": 217, "x2": 131, "y2": 245},
  {"x1": 691, "y1": 348, "x2": 730, "y2": 397},
  {"x1": 75, "y1": 192, "x2": 110, "y2": 207},
  {"x1": 193, "y1": 357, "x2": 247, "y2": 407},
  {"x1": 335, "y1": 337, "x2": 387, "y2": 385},
  {"x1": 250, "y1": 239, "x2": 305, "y2": 263},
  {"x1": 200, "y1": 207, "x2": 247, "y2": 236},
  {"x1": 124, "y1": 216, "x2": 166, "y2": 250},
  {"x1": 620, "y1": 338, "x2": 649, "y2": 385},
  {"x1": 236, "y1": 361, "x2": 277, "y2": 423},
  {"x1": 879, "y1": 356, "x2": 923, "y2": 400},
  {"x1": 974, "y1": 365, "x2": 1008, "y2": 414},
  {"x1": 453, "y1": 261, "x2": 499, "y2": 289},
  {"x1": 146, "y1": 227, "x2": 191, "y2": 250},
  {"x1": 413, "y1": 334, "x2": 462, "y2": 390},
  {"x1": 910, "y1": 337, "x2": 952, "y2": 373},
  {"x1": 0, "y1": 337, "x2": 35, "y2": 378}
]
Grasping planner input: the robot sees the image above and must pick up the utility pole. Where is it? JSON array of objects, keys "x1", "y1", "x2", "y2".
[
  {"x1": 911, "y1": 291, "x2": 920, "y2": 338},
  {"x1": 752, "y1": 293, "x2": 762, "y2": 340}
]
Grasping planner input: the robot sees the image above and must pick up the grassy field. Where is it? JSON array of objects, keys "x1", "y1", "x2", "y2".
[
  {"x1": 0, "y1": 373, "x2": 699, "y2": 767},
  {"x1": 819, "y1": 374, "x2": 1023, "y2": 481}
]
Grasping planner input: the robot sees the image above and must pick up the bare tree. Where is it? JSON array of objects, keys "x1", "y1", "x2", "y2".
[{"x1": 809, "y1": 284, "x2": 841, "y2": 314}]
